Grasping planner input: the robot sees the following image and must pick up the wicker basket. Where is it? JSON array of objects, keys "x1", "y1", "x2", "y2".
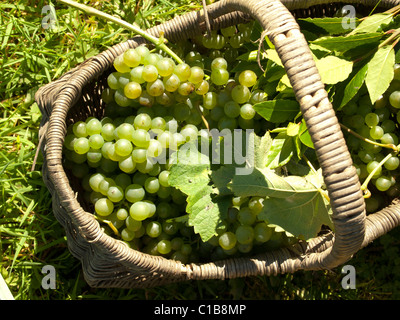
[{"x1": 35, "y1": 0, "x2": 400, "y2": 289}]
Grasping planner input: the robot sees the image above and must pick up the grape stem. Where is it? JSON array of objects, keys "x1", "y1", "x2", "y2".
[
  {"x1": 360, "y1": 152, "x2": 394, "y2": 192},
  {"x1": 94, "y1": 215, "x2": 120, "y2": 236},
  {"x1": 340, "y1": 123, "x2": 399, "y2": 152},
  {"x1": 57, "y1": 0, "x2": 184, "y2": 64}
]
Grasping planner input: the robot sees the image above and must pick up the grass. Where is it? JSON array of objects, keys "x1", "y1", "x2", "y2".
[{"x1": 1, "y1": 0, "x2": 400, "y2": 301}]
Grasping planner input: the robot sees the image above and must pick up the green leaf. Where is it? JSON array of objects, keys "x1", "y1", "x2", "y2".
[
  {"x1": 339, "y1": 62, "x2": 369, "y2": 109},
  {"x1": 315, "y1": 56, "x2": 354, "y2": 85},
  {"x1": 351, "y1": 13, "x2": 393, "y2": 34},
  {"x1": 229, "y1": 167, "x2": 323, "y2": 199},
  {"x1": 365, "y1": 45, "x2": 395, "y2": 104},
  {"x1": 253, "y1": 99, "x2": 300, "y2": 123},
  {"x1": 299, "y1": 120, "x2": 314, "y2": 149},
  {"x1": 258, "y1": 191, "x2": 333, "y2": 240},
  {"x1": 264, "y1": 132, "x2": 293, "y2": 169},
  {"x1": 311, "y1": 33, "x2": 383, "y2": 53},
  {"x1": 298, "y1": 17, "x2": 358, "y2": 35}
]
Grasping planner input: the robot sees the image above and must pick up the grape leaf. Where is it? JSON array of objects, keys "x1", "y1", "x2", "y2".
[
  {"x1": 311, "y1": 33, "x2": 383, "y2": 53},
  {"x1": 229, "y1": 167, "x2": 323, "y2": 199},
  {"x1": 253, "y1": 99, "x2": 300, "y2": 123},
  {"x1": 258, "y1": 191, "x2": 333, "y2": 240},
  {"x1": 365, "y1": 45, "x2": 395, "y2": 104},
  {"x1": 315, "y1": 56, "x2": 354, "y2": 85},
  {"x1": 299, "y1": 119, "x2": 314, "y2": 149},
  {"x1": 264, "y1": 132, "x2": 294, "y2": 169}
]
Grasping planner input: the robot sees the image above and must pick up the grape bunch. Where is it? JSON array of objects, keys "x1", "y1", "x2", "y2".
[{"x1": 340, "y1": 64, "x2": 400, "y2": 213}]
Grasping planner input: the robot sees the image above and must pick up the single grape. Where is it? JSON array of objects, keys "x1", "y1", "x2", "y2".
[
  {"x1": 238, "y1": 70, "x2": 257, "y2": 87},
  {"x1": 114, "y1": 89, "x2": 131, "y2": 107},
  {"x1": 384, "y1": 156, "x2": 400, "y2": 171},
  {"x1": 146, "y1": 79, "x2": 165, "y2": 97},
  {"x1": 146, "y1": 221, "x2": 163, "y2": 238},
  {"x1": 157, "y1": 239, "x2": 172, "y2": 255},
  {"x1": 114, "y1": 173, "x2": 132, "y2": 190},
  {"x1": 114, "y1": 138, "x2": 133, "y2": 157},
  {"x1": 86, "y1": 118, "x2": 102, "y2": 135},
  {"x1": 132, "y1": 147, "x2": 147, "y2": 163},
  {"x1": 116, "y1": 208, "x2": 129, "y2": 221},
  {"x1": 235, "y1": 225, "x2": 254, "y2": 245},
  {"x1": 88, "y1": 134, "x2": 105, "y2": 150},
  {"x1": 130, "y1": 66, "x2": 145, "y2": 84},
  {"x1": 163, "y1": 74, "x2": 181, "y2": 92},
  {"x1": 238, "y1": 207, "x2": 256, "y2": 225},
  {"x1": 210, "y1": 69, "x2": 229, "y2": 86},
  {"x1": 389, "y1": 91, "x2": 400, "y2": 109},
  {"x1": 118, "y1": 155, "x2": 136, "y2": 173},
  {"x1": 113, "y1": 54, "x2": 131, "y2": 73},
  {"x1": 144, "y1": 177, "x2": 160, "y2": 194},
  {"x1": 174, "y1": 63, "x2": 191, "y2": 82},
  {"x1": 375, "y1": 176, "x2": 392, "y2": 192},
  {"x1": 381, "y1": 133, "x2": 398, "y2": 145},
  {"x1": 123, "y1": 48, "x2": 141, "y2": 68},
  {"x1": 254, "y1": 222, "x2": 273, "y2": 243},
  {"x1": 231, "y1": 84, "x2": 251, "y2": 104},
  {"x1": 366, "y1": 160, "x2": 382, "y2": 178},
  {"x1": 369, "y1": 126, "x2": 384, "y2": 140},
  {"x1": 364, "y1": 113, "x2": 380, "y2": 127},
  {"x1": 203, "y1": 92, "x2": 218, "y2": 110},
  {"x1": 218, "y1": 232, "x2": 237, "y2": 250},
  {"x1": 121, "y1": 228, "x2": 136, "y2": 242},
  {"x1": 135, "y1": 45, "x2": 150, "y2": 63},
  {"x1": 158, "y1": 170, "x2": 170, "y2": 187},
  {"x1": 195, "y1": 80, "x2": 210, "y2": 95},
  {"x1": 221, "y1": 25, "x2": 236, "y2": 37},
  {"x1": 188, "y1": 66, "x2": 205, "y2": 84},
  {"x1": 89, "y1": 173, "x2": 106, "y2": 192},
  {"x1": 74, "y1": 137, "x2": 90, "y2": 155},
  {"x1": 73, "y1": 121, "x2": 88, "y2": 138},
  {"x1": 95, "y1": 198, "x2": 114, "y2": 216},
  {"x1": 124, "y1": 81, "x2": 142, "y2": 99},
  {"x1": 143, "y1": 53, "x2": 161, "y2": 66},
  {"x1": 146, "y1": 139, "x2": 163, "y2": 158},
  {"x1": 125, "y1": 184, "x2": 145, "y2": 203},
  {"x1": 107, "y1": 185, "x2": 124, "y2": 202},
  {"x1": 142, "y1": 65, "x2": 159, "y2": 82},
  {"x1": 224, "y1": 101, "x2": 241, "y2": 118},
  {"x1": 101, "y1": 123, "x2": 116, "y2": 142},
  {"x1": 129, "y1": 201, "x2": 151, "y2": 221}
]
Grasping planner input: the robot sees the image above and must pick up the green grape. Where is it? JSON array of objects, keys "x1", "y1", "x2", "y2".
[
  {"x1": 358, "y1": 150, "x2": 374, "y2": 164},
  {"x1": 381, "y1": 119, "x2": 396, "y2": 133},
  {"x1": 180, "y1": 124, "x2": 198, "y2": 142},
  {"x1": 381, "y1": 133, "x2": 398, "y2": 145},
  {"x1": 114, "y1": 138, "x2": 133, "y2": 157},
  {"x1": 150, "y1": 117, "x2": 166, "y2": 134},
  {"x1": 136, "y1": 158, "x2": 155, "y2": 174},
  {"x1": 118, "y1": 155, "x2": 136, "y2": 173},
  {"x1": 132, "y1": 129, "x2": 150, "y2": 148},
  {"x1": 157, "y1": 131, "x2": 173, "y2": 149},
  {"x1": 157, "y1": 239, "x2": 172, "y2": 255},
  {"x1": 123, "y1": 48, "x2": 141, "y2": 68},
  {"x1": 254, "y1": 222, "x2": 273, "y2": 243},
  {"x1": 375, "y1": 176, "x2": 392, "y2": 192},
  {"x1": 155, "y1": 57, "x2": 175, "y2": 77},
  {"x1": 231, "y1": 85, "x2": 251, "y2": 104},
  {"x1": 144, "y1": 177, "x2": 160, "y2": 194},
  {"x1": 163, "y1": 74, "x2": 181, "y2": 92},
  {"x1": 107, "y1": 185, "x2": 124, "y2": 202},
  {"x1": 113, "y1": 54, "x2": 131, "y2": 73},
  {"x1": 143, "y1": 200, "x2": 157, "y2": 218},
  {"x1": 158, "y1": 170, "x2": 170, "y2": 187},
  {"x1": 64, "y1": 134, "x2": 76, "y2": 151},
  {"x1": 173, "y1": 103, "x2": 191, "y2": 121},
  {"x1": 142, "y1": 64, "x2": 159, "y2": 82},
  {"x1": 132, "y1": 147, "x2": 147, "y2": 163},
  {"x1": 180, "y1": 243, "x2": 192, "y2": 255},
  {"x1": 177, "y1": 82, "x2": 195, "y2": 96},
  {"x1": 174, "y1": 63, "x2": 191, "y2": 82},
  {"x1": 143, "y1": 53, "x2": 161, "y2": 66},
  {"x1": 218, "y1": 232, "x2": 237, "y2": 250},
  {"x1": 364, "y1": 113, "x2": 380, "y2": 127},
  {"x1": 130, "y1": 66, "x2": 145, "y2": 84},
  {"x1": 73, "y1": 121, "x2": 88, "y2": 137},
  {"x1": 87, "y1": 149, "x2": 102, "y2": 163},
  {"x1": 74, "y1": 137, "x2": 90, "y2": 154},
  {"x1": 89, "y1": 173, "x2": 106, "y2": 192},
  {"x1": 88, "y1": 134, "x2": 105, "y2": 150},
  {"x1": 185, "y1": 51, "x2": 202, "y2": 64},
  {"x1": 134, "y1": 113, "x2": 152, "y2": 131},
  {"x1": 156, "y1": 91, "x2": 175, "y2": 106},
  {"x1": 146, "y1": 221, "x2": 163, "y2": 238},
  {"x1": 171, "y1": 237, "x2": 184, "y2": 251},
  {"x1": 116, "y1": 123, "x2": 134, "y2": 140},
  {"x1": 235, "y1": 225, "x2": 254, "y2": 245},
  {"x1": 162, "y1": 221, "x2": 179, "y2": 236},
  {"x1": 188, "y1": 66, "x2": 204, "y2": 84},
  {"x1": 156, "y1": 202, "x2": 173, "y2": 219},
  {"x1": 369, "y1": 126, "x2": 384, "y2": 140},
  {"x1": 224, "y1": 101, "x2": 241, "y2": 118},
  {"x1": 367, "y1": 161, "x2": 382, "y2": 178},
  {"x1": 116, "y1": 208, "x2": 129, "y2": 220},
  {"x1": 118, "y1": 73, "x2": 131, "y2": 88},
  {"x1": 221, "y1": 25, "x2": 236, "y2": 37},
  {"x1": 121, "y1": 228, "x2": 136, "y2": 242},
  {"x1": 86, "y1": 118, "x2": 102, "y2": 135},
  {"x1": 114, "y1": 89, "x2": 131, "y2": 107},
  {"x1": 238, "y1": 70, "x2": 257, "y2": 87},
  {"x1": 238, "y1": 207, "x2": 256, "y2": 225},
  {"x1": 211, "y1": 57, "x2": 228, "y2": 70},
  {"x1": 203, "y1": 91, "x2": 218, "y2": 110},
  {"x1": 130, "y1": 201, "x2": 151, "y2": 221},
  {"x1": 107, "y1": 72, "x2": 120, "y2": 90},
  {"x1": 101, "y1": 123, "x2": 116, "y2": 142},
  {"x1": 210, "y1": 69, "x2": 229, "y2": 86},
  {"x1": 218, "y1": 117, "x2": 237, "y2": 131},
  {"x1": 210, "y1": 106, "x2": 224, "y2": 121},
  {"x1": 147, "y1": 139, "x2": 163, "y2": 158},
  {"x1": 95, "y1": 198, "x2": 114, "y2": 216},
  {"x1": 124, "y1": 81, "x2": 142, "y2": 99},
  {"x1": 98, "y1": 177, "x2": 116, "y2": 196},
  {"x1": 146, "y1": 79, "x2": 165, "y2": 97},
  {"x1": 248, "y1": 196, "x2": 264, "y2": 215},
  {"x1": 135, "y1": 45, "x2": 150, "y2": 63},
  {"x1": 384, "y1": 156, "x2": 400, "y2": 171},
  {"x1": 389, "y1": 91, "x2": 400, "y2": 109},
  {"x1": 195, "y1": 80, "x2": 210, "y2": 95},
  {"x1": 170, "y1": 132, "x2": 185, "y2": 151},
  {"x1": 229, "y1": 34, "x2": 243, "y2": 48},
  {"x1": 375, "y1": 107, "x2": 390, "y2": 122},
  {"x1": 125, "y1": 184, "x2": 145, "y2": 203},
  {"x1": 240, "y1": 103, "x2": 256, "y2": 120},
  {"x1": 138, "y1": 91, "x2": 155, "y2": 107}
]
